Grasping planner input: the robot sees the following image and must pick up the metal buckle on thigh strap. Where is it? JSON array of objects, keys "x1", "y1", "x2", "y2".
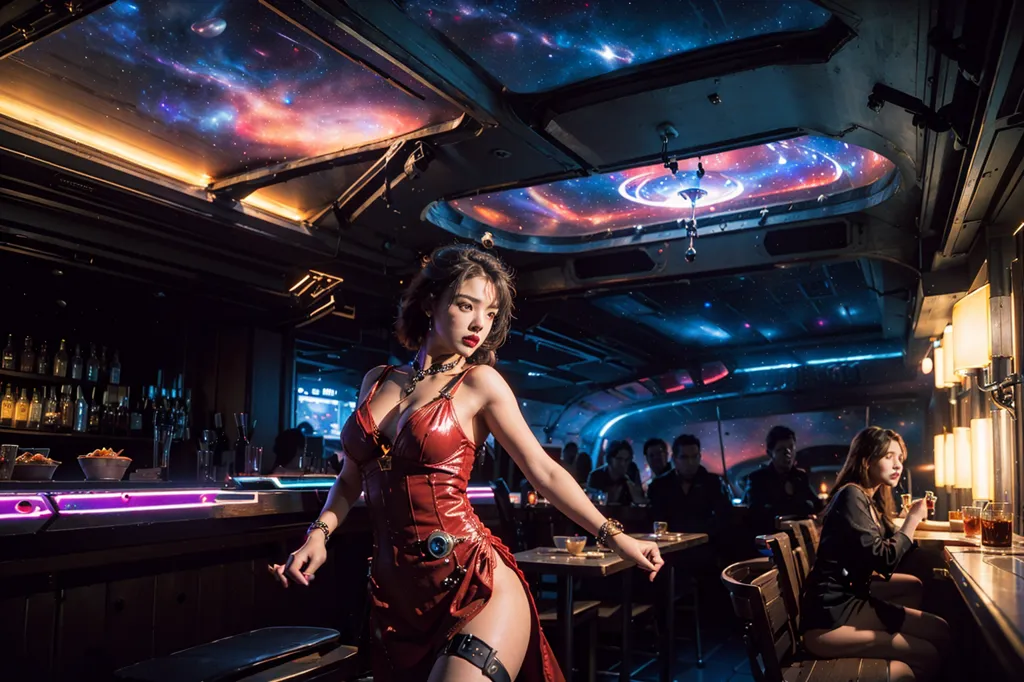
[{"x1": 442, "y1": 633, "x2": 511, "y2": 682}]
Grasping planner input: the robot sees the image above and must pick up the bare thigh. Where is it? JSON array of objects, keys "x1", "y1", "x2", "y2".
[
  {"x1": 804, "y1": 601, "x2": 949, "y2": 675},
  {"x1": 428, "y1": 557, "x2": 532, "y2": 682},
  {"x1": 871, "y1": 573, "x2": 923, "y2": 609}
]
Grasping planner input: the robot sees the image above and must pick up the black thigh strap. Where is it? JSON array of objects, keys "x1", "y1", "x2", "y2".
[{"x1": 441, "y1": 633, "x2": 511, "y2": 682}]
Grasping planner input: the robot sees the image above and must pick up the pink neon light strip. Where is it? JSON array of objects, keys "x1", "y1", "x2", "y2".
[
  {"x1": 54, "y1": 490, "x2": 256, "y2": 515},
  {"x1": 0, "y1": 494, "x2": 52, "y2": 521}
]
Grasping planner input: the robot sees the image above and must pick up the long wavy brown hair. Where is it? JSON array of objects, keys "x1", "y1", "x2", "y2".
[
  {"x1": 827, "y1": 426, "x2": 907, "y2": 530},
  {"x1": 395, "y1": 244, "x2": 515, "y2": 366}
]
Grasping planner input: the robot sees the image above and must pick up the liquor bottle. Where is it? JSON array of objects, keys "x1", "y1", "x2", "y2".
[
  {"x1": 116, "y1": 390, "x2": 130, "y2": 436},
  {"x1": 109, "y1": 350, "x2": 121, "y2": 385},
  {"x1": 27, "y1": 389, "x2": 42, "y2": 430},
  {"x1": 59, "y1": 385, "x2": 74, "y2": 431},
  {"x1": 232, "y1": 414, "x2": 249, "y2": 477},
  {"x1": 1, "y1": 385, "x2": 15, "y2": 426},
  {"x1": 142, "y1": 386, "x2": 156, "y2": 437},
  {"x1": 2, "y1": 334, "x2": 15, "y2": 370},
  {"x1": 85, "y1": 344, "x2": 100, "y2": 383},
  {"x1": 43, "y1": 387, "x2": 59, "y2": 431},
  {"x1": 53, "y1": 339, "x2": 69, "y2": 378},
  {"x1": 129, "y1": 387, "x2": 143, "y2": 434},
  {"x1": 88, "y1": 386, "x2": 102, "y2": 434},
  {"x1": 73, "y1": 386, "x2": 88, "y2": 432},
  {"x1": 98, "y1": 346, "x2": 108, "y2": 385},
  {"x1": 14, "y1": 388, "x2": 29, "y2": 428},
  {"x1": 69, "y1": 344, "x2": 83, "y2": 380},
  {"x1": 213, "y1": 412, "x2": 231, "y2": 466},
  {"x1": 35, "y1": 340, "x2": 49, "y2": 376},
  {"x1": 19, "y1": 336, "x2": 35, "y2": 373}
]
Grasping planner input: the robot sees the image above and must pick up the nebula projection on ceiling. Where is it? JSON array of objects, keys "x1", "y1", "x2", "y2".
[
  {"x1": 401, "y1": 0, "x2": 832, "y2": 92},
  {"x1": 0, "y1": 0, "x2": 460, "y2": 178},
  {"x1": 444, "y1": 136, "x2": 897, "y2": 238}
]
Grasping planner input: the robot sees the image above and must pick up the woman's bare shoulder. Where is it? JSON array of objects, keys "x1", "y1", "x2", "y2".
[
  {"x1": 462, "y1": 364, "x2": 509, "y2": 395},
  {"x1": 357, "y1": 365, "x2": 391, "y2": 401}
]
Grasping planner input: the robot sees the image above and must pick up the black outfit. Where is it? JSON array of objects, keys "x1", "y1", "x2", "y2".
[
  {"x1": 744, "y1": 462, "x2": 823, "y2": 536},
  {"x1": 646, "y1": 466, "x2": 731, "y2": 537},
  {"x1": 799, "y1": 485, "x2": 916, "y2": 634},
  {"x1": 587, "y1": 466, "x2": 639, "y2": 505}
]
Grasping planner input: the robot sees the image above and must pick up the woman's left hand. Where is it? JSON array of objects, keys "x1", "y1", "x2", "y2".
[{"x1": 608, "y1": 533, "x2": 664, "y2": 581}]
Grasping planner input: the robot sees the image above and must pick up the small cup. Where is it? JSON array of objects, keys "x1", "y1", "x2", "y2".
[
  {"x1": 981, "y1": 502, "x2": 1013, "y2": 549},
  {"x1": 653, "y1": 521, "x2": 668, "y2": 537},
  {"x1": 565, "y1": 537, "x2": 587, "y2": 556},
  {"x1": 962, "y1": 506, "x2": 982, "y2": 539},
  {"x1": 900, "y1": 493, "x2": 912, "y2": 511},
  {"x1": 244, "y1": 445, "x2": 263, "y2": 475},
  {"x1": 197, "y1": 450, "x2": 215, "y2": 484}
]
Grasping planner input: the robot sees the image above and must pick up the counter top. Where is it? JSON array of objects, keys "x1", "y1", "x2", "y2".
[{"x1": 945, "y1": 543, "x2": 1024, "y2": 673}]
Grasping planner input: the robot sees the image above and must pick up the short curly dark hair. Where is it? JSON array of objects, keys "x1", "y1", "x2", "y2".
[{"x1": 396, "y1": 244, "x2": 515, "y2": 366}]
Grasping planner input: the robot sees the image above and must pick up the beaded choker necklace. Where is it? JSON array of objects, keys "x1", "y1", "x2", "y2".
[{"x1": 405, "y1": 355, "x2": 460, "y2": 395}]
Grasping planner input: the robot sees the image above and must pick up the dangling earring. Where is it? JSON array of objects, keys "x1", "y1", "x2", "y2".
[{"x1": 426, "y1": 312, "x2": 433, "y2": 331}]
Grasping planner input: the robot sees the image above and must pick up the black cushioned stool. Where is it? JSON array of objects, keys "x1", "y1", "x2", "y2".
[{"x1": 114, "y1": 627, "x2": 360, "y2": 682}]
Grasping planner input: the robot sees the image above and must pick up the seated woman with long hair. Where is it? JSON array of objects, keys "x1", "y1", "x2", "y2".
[{"x1": 800, "y1": 427, "x2": 950, "y2": 681}]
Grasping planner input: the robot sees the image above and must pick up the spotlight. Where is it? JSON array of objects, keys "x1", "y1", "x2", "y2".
[
  {"x1": 921, "y1": 356, "x2": 934, "y2": 375},
  {"x1": 685, "y1": 246, "x2": 697, "y2": 263},
  {"x1": 480, "y1": 232, "x2": 495, "y2": 249}
]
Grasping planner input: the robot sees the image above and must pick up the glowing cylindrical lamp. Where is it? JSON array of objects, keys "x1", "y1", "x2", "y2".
[
  {"x1": 943, "y1": 433, "x2": 956, "y2": 489},
  {"x1": 933, "y1": 433, "x2": 946, "y2": 487},
  {"x1": 934, "y1": 345, "x2": 947, "y2": 388},
  {"x1": 952, "y1": 285, "x2": 991, "y2": 373},
  {"x1": 942, "y1": 324, "x2": 955, "y2": 384},
  {"x1": 970, "y1": 417, "x2": 994, "y2": 500},
  {"x1": 953, "y1": 426, "x2": 972, "y2": 489}
]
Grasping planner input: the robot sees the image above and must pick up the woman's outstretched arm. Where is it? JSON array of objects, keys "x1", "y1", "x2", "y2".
[{"x1": 471, "y1": 365, "x2": 664, "y2": 578}]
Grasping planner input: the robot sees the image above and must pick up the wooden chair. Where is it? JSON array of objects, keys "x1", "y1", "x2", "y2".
[
  {"x1": 721, "y1": 559, "x2": 888, "y2": 682},
  {"x1": 538, "y1": 599, "x2": 601, "y2": 682},
  {"x1": 756, "y1": 533, "x2": 802, "y2": 629},
  {"x1": 796, "y1": 519, "x2": 821, "y2": 565},
  {"x1": 490, "y1": 478, "x2": 526, "y2": 552},
  {"x1": 777, "y1": 519, "x2": 813, "y2": 580}
]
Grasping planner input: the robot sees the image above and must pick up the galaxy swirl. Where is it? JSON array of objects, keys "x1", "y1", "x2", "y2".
[
  {"x1": 402, "y1": 1, "x2": 832, "y2": 92},
  {"x1": 6, "y1": 0, "x2": 460, "y2": 175},
  {"x1": 448, "y1": 136, "x2": 896, "y2": 237}
]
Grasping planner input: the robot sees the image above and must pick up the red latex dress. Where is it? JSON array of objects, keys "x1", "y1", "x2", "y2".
[{"x1": 340, "y1": 366, "x2": 564, "y2": 681}]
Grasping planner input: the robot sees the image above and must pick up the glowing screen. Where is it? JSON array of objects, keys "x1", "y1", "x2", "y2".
[
  {"x1": 0, "y1": 1, "x2": 460, "y2": 179},
  {"x1": 401, "y1": 1, "x2": 832, "y2": 92},
  {"x1": 443, "y1": 136, "x2": 896, "y2": 237}
]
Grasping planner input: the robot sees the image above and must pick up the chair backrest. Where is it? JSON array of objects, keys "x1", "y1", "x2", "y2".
[
  {"x1": 489, "y1": 478, "x2": 524, "y2": 551},
  {"x1": 777, "y1": 519, "x2": 813, "y2": 576},
  {"x1": 792, "y1": 546, "x2": 809, "y2": 588},
  {"x1": 721, "y1": 558, "x2": 797, "y2": 682},
  {"x1": 757, "y1": 532, "x2": 801, "y2": 629},
  {"x1": 795, "y1": 519, "x2": 820, "y2": 564}
]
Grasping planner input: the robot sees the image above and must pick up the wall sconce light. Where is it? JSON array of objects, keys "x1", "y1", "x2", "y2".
[
  {"x1": 933, "y1": 344, "x2": 948, "y2": 388},
  {"x1": 952, "y1": 284, "x2": 991, "y2": 373},
  {"x1": 941, "y1": 324, "x2": 956, "y2": 385},
  {"x1": 943, "y1": 432, "x2": 956, "y2": 489},
  {"x1": 921, "y1": 355, "x2": 933, "y2": 375},
  {"x1": 932, "y1": 433, "x2": 946, "y2": 487},
  {"x1": 953, "y1": 426, "x2": 972, "y2": 489},
  {"x1": 970, "y1": 417, "x2": 994, "y2": 500}
]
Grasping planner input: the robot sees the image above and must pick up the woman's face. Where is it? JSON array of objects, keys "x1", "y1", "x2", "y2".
[
  {"x1": 429, "y1": 275, "x2": 499, "y2": 358},
  {"x1": 867, "y1": 439, "x2": 905, "y2": 488}
]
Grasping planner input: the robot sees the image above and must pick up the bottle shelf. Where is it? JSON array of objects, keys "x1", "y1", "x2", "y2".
[
  {"x1": 0, "y1": 426, "x2": 149, "y2": 443},
  {"x1": 0, "y1": 367, "x2": 114, "y2": 387}
]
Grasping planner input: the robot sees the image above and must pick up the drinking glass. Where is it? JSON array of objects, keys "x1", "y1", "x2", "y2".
[
  {"x1": 962, "y1": 505, "x2": 982, "y2": 539},
  {"x1": 565, "y1": 536, "x2": 587, "y2": 556},
  {"x1": 0, "y1": 444, "x2": 17, "y2": 480},
  {"x1": 653, "y1": 521, "x2": 669, "y2": 537},
  {"x1": 244, "y1": 445, "x2": 263, "y2": 475},
  {"x1": 196, "y1": 449, "x2": 215, "y2": 484},
  {"x1": 947, "y1": 509, "x2": 963, "y2": 521},
  {"x1": 981, "y1": 502, "x2": 1013, "y2": 549},
  {"x1": 900, "y1": 493, "x2": 912, "y2": 513},
  {"x1": 924, "y1": 491, "x2": 936, "y2": 520}
]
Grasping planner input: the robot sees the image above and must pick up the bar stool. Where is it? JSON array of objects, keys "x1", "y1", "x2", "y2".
[{"x1": 113, "y1": 627, "x2": 362, "y2": 682}]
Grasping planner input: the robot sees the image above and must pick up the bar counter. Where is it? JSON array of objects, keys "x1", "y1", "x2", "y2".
[
  {"x1": 944, "y1": 544, "x2": 1024, "y2": 674},
  {"x1": 0, "y1": 476, "x2": 504, "y2": 678}
]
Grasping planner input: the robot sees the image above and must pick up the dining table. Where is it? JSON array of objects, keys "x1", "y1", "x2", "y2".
[{"x1": 514, "y1": 531, "x2": 708, "y2": 682}]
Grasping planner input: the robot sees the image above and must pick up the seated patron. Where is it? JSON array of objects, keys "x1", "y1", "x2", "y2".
[
  {"x1": 642, "y1": 437, "x2": 671, "y2": 481},
  {"x1": 800, "y1": 427, "x2": 949, "y2": 682},
  {"x1": 573, "y1": 451, "x2": 593, "y2": 485},
  {"x1": 647, "y1": 434, "x2": 731, "y2": 536},
  {"x1": 744, "y1": 425, "x2": 823, "y2": 536},
  {"x1": 587, "y1": 440, "x2": 645, "y2": 505}
]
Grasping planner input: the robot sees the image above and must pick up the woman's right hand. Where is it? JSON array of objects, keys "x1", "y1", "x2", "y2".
[
  {"x1": 906, "y1": 498, "x2": 928, "y2": 523},
  {"x1": 269, "y1": 534, "x2": 327, "y2": 588}
]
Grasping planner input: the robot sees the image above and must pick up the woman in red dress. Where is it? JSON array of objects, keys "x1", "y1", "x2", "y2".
[{"x1": 272, "y1": 244, "x2": 664, "y2": 681}]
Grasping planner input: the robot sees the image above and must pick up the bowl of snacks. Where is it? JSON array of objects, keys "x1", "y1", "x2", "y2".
[
  {"x1": 78, "y1": 448, "x2": 132, "y2": 481},
  {"x1": 13, "y1": 451, "x2": 60, "y2": 481}
]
